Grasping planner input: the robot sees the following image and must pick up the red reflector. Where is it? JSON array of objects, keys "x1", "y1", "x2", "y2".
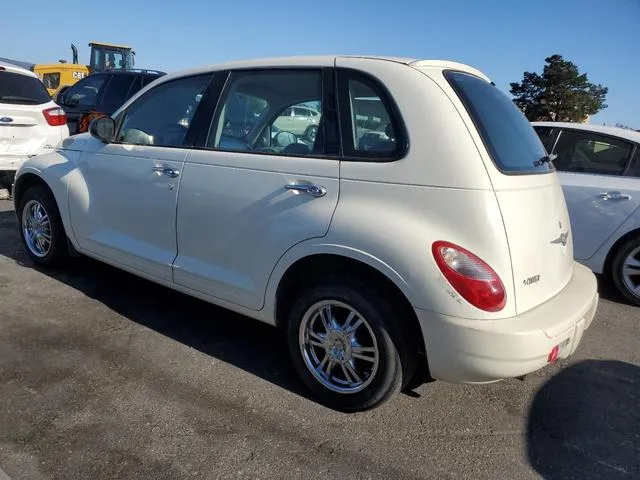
[
  {"x1": 42, "y1": 107, "x2": 67, "y2": 126},
  {"x1": 547, "y1": 345, "x2": 559, "y2": 363}
]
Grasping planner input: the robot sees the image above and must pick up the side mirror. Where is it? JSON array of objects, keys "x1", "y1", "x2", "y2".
[{"x1": 89, "y1": 116, "x2": 115, "y2": 143}]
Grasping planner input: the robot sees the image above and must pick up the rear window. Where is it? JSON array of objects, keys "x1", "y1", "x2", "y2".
[
  {"x1": 445, "y1": 71, "x2": 551, "y2": 174},
  {"x1": 0, "y1": 71, "x2": 51, "y2": 105}
]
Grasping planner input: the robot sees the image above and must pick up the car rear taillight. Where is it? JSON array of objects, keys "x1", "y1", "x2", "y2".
[
  {"x1": 432, "y1": 241, "x2": 506, "y2": 312},
  {"x1": 42, "y1": 107, "x2": 67, "y2": 126}
]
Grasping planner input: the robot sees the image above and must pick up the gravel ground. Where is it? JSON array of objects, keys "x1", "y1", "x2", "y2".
[{"x1": 0, "y1": 200, "x2": 638, "y2": 480}]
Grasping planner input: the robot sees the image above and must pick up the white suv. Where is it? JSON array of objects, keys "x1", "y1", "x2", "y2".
[
  {"x1": 13, "y1": 56, "x2": 598, "y2": 411},
  {"x1": 0, "y1": 61, "x2": 69, "y2": 194}
]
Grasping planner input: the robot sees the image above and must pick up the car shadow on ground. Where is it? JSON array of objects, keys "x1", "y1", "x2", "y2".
[
  {"x1": 595, "y1": 274, "x2": 636, "y2": 306},
  {"x1": 527, "y1": 359, "x2": 639, "y2": 479},
  {"x1": 0, "y1": 208, "x2": 318, "y2": 403}
]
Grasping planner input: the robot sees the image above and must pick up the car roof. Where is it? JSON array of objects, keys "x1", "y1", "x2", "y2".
[
  {"x1": 157, "y1": 55, "x2": 490, "y2": 84},
  {"x1": 532, "y1": 121, "x2": 640, "y2": 144},
  {"x1": 101, "y1": 69, "x2": 166, "y2": 76},
  {"x1": 0, "y1": 60, "x2": 38, "y2": 78}
]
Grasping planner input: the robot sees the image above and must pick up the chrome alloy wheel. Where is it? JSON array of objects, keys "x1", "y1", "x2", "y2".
[
  {"x1": 621, "y1": 245, "x2": 640, "y2": 299},
  {"x1": 299, "y1": 300, "x2": 380, "y2": 394},
  {"x1": 22, "y1": 200, "x2": 52, "y2": 258}
]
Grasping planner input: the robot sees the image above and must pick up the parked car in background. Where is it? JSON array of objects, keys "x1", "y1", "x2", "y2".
[
  {"x1": 56, "y1": 69, "x2": 165, "y2": 135},
  {"x1": 273, "y1": 104, "x2": 320, "y2": 141},
  {"x1": 533, "y1": 122, "x2": 640, "y2": 306},
  {"x1": 0, "y1": 61, "x2": 69, "y2": 193},
  {"x1": 13, "y1": 56, "x2": 598, "y2": 411}
]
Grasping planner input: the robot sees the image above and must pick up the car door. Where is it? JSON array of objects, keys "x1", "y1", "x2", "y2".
[
  {"x1": 173, "y1": 68, "x2": 340, "y2": 310},
  {"x1": 68, "y1": 74, "x2": 213, "y2": 282},
  {"x1": 59, "y1": 73, "x2": 110, "y2": 134},
  {"x1": 551, "y1": 128, "x2": 640, "y2": 260}
]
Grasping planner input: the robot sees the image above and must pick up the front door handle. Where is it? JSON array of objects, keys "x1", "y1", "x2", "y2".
[
  {"x1": 599, "y1": 191, "x2": 631, "y2": 201},
  {"x1": 286, "y1": 182, "x2": 327, "y2": 197},
  {"x1": 152, "y1": 165, "x2": 180, "y2": 178}
]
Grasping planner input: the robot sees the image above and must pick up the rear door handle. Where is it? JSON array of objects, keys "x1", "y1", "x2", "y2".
[
  {"x1": 286, "y1": 182, "x2": 327, "y2": 197},
  {"x1": 599, "y1": 191, "x2": 631, "y2": 201},
  {"x1": 152, "y1": 165, "x2": 180, "y2": 178}
]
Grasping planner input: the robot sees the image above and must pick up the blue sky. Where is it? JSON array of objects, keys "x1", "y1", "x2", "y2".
[{"x1": 5, "y1": 0, "x2": 639, "y2": 127}]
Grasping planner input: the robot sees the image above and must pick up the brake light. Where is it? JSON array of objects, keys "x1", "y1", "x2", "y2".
[
  {"x1": 42, "y1": 107, "x2": 67, "y2": 126},
  {"x1": 432, "y1": 241, "x2": 506, "y2": 312}
]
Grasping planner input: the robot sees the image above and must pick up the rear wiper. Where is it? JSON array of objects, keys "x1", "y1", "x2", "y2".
[{"x1": 533, "y1": 153, "x2": 557, "y2": 167}]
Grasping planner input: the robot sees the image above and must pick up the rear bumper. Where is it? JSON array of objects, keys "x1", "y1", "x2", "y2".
[
  {"x1": 0, "y1": 155, "x2": 28, "y2": 172},
  {"x1": 416, "y1": 262, "x2": 598, "y2": 383}
]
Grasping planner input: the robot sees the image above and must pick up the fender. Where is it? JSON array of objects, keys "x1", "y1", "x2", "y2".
[
  {"x1": 583, "y1": 206, "x2": 640, "y2": 274},
  {"x1": 13, "y1": 136, "x2": 87, "y2": 249},
  {"x1": 261, "y1": 239, "x2": 416, "y2": 326}
]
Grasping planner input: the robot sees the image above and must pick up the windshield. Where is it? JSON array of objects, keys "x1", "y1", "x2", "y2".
[
  {"x1": 445, "y1": 70, "x2": 552, "y2": 174},
  {"x1": 0, "y1": 71, "x2": 51, "y2": 105}
]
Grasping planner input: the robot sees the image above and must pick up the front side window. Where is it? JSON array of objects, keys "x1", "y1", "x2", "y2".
[
  {"x1": 552, "y1": 130, "x2": 633, "y2": 176},
  {"x1": 65, "y1": 74, "x2": 108, "y2": 107},
  {"x1": 0, "y1": 71, "x2": 51, "y2": 105},
  {"x1": 446, "y1": 70, "x2": 551, "y2": 174},
  {"x1": 207, "y1": 70, "x2": 324, "y2": 156},
  {"x1": 116, "y1": 74, "x2": 211, "y2": 147}
]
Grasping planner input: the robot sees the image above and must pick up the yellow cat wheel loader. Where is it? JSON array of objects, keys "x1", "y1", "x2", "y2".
[{"x1": 1, "y1": 42, "x2": 136, "y2": 97}]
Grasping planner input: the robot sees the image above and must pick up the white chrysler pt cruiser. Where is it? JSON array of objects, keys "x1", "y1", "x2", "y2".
[{"x1": 13, "y1": 56, "x2": 599, "y2": 411}]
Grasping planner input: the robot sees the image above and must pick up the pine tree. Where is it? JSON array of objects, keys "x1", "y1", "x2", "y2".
[{"x1": 510, "y1": 55, "x2": 608, "y2": 122}]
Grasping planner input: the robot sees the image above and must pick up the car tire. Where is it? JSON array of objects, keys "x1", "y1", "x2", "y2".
[
  {"x1": 286, "y1": 275, "x2": 414, "y2": 412},
  {"x1": 611, "y1": 235, "x2": 640, "y2": 307},
  {"x1": 17, "y1": 185, "x2": 69, "y2": 268}
]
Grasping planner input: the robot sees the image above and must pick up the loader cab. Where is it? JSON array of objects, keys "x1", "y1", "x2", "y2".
[
  {"x1": 33, "y1": 64, "x2": 90, "y2": 97},
  {"x1": 88, "y1": 42, "x2": 135, "y2": 73}
]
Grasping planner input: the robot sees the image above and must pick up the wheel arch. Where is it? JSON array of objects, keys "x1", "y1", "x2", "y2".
[
  {"x1": 13, "y1": 166, "x2": 76, "y2": 251},
  {"x1": 603, "y1": 227, "x2": 640, "y2": 277},
  {"x1": 13, "y1": 171, "x2": 52, "y2": 210},
  {"x1": 270, "y1": 249, "x2": 429, "y2": 385}
]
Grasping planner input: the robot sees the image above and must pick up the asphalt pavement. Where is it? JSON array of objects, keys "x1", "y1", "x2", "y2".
[{"x1": 0, "y1": 200, "x2": 638, "y2": 480}]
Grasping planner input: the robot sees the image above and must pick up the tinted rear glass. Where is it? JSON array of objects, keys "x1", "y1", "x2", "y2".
[
  {"x1": 445, "y1": 71, "x2": 551, "y2": 174},
  {"x1": 0, "y1": 71, "x2": 51, "y2": 105}
]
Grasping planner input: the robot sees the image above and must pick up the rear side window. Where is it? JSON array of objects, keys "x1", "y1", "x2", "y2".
[
  {"x1": 100, "y1": 75, "x2": 135, "y2": 110},
  {"x1": 64, "y1": 74, "x2": 108, "y2": 107},
  {"x1": 337, "y1": 70, "x2": 406, "y2": 161},
  {"x1": 552, "y1": 129, "x2": 634, "y2": 176},
  {"x1": 446, "y1": 71, "x2": 551, "y2": 174},
  {"x1": 0, "y1": 71, "x2": 51, "y2": 105}
]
